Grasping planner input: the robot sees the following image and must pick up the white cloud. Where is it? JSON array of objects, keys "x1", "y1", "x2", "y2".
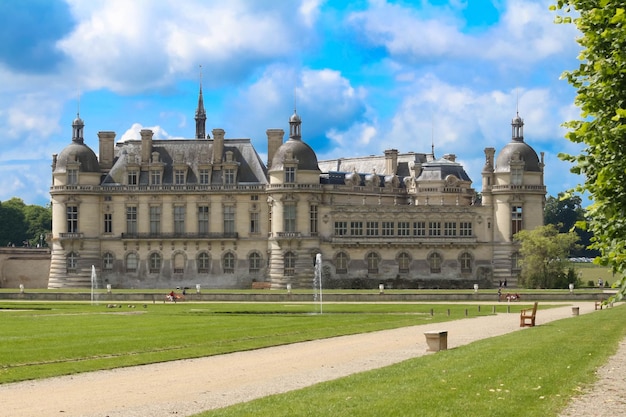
[{"x1": 119, "y1": 123, "x2": 175, "y2": 142}]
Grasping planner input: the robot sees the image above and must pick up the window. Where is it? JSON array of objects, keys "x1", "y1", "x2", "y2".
[
  {"x1": 224, "y1": 169, "x2": 236, "y2": 184},
  {"x1": 149, "y1": 253, "x2": 162, "y2": 273},
  {"x1": 284, "y1": 251, "x2": 296, "y2": 276},
  {"x1": 104, "y1": 213, "x2": 112, "y2": 234},
  {"x1": 223, "y1": 252, "x2": 235, "y2": 273},
  {"x1": 283, "y1": 203, "x2": 296, "y2": 233},
  {"x1": 126, "y1": 206, "x2": 137, "y2": 235},
  {"x1": 249, "y1": 252, "x2": 262, "y2": 274},
  {"x1": 199, "y1": 169, "x2": 210, "y2": 185},
  {"x1": 398, "y1": 252, "x2": 411, "y2": 273},
  {"x1": 413, "y1": 221, "x2": 426, "y2": 236},
  {"x1": 444, "y1": 222, "x2": 457, "y2": 236},
  {"x1": 382, "y1": 222, "x2": 394, "y2": 236},
  {"x1": 126, "y1": 253, "x2": 138, "y2": 273},
  {"x1": 511, "y1": 206, "x2": 523, "y2": 235},
  {"x1": 334, "y1": 221, "x2": 347, "y2": 236},
  {"x1": 174, "y1": 206, "x2": 185, "y2": 234},
  {"x1": 66, "y1": 252, "x2": 78, "y2": 273},
  {"x1": 460, "y1": 252, "x2": 472, "y2": 273},
  {"x1": 350, "y1": 221, "x2": 363, "y2": 236},
  {"x1": 150, "y1": 206, "x2": 161, "y2": 235},
  {"x1": 127, "y1": 170, "x2": 138, "y2": 185},
  {"x1": 428, "y1": 221, "x2": 441, "y2": 236},
  {"x1": 511, "y1": 252, "x2": 521, "y2": 272},
  {"x1": 250, "y1": 212, "x2": 260, "y2": 234},
  {"x1": 251, "y1": 195, "x2": 259, "y2": 201},
  {"x1": 428, "y1": 252, "x2": 442, "y2": 273},
  {"x1": 103, "y1": 252, "x2": 114, "y2": 270},
  {"x1": 335, "y1": 252, "x2": 348, "y2": 274},
  {"x1": 459, "y1": 221, "x2": 473, "y2": 236},
  {"x1": 367, "y1": 252, "x2": 380, "y2": 274},
  {"x1": 67, "y1": 169, "x2": 78, "y2": 185},
  {"x1": 150, "y1": 170, "x2": 161, "y2": 185},
  {"x1": 198, "y1": 206, "x2": 209, "y2": 234},
  {"x1": 197, "y1": 252, "x2": 210, "y2": 273},
  {"x1": 66, "y1": 205, "x2": 78, "y2": 233},
  {"x1": 174, "y1": 169, "x2": 186, "y2": 185},
  {"x1": 223, "y1": 206, "x2": 235, "y2": 234},
  {"x1": 366, "y1": 221, "x2": 379, "y2": 236},
  {"x1": 285, "y1": 167, "x2": 296, "y2": 183},
  {"x1": 173, "y1": 253, "x2": 185, "y2": 274},
  {"x1": 310, "y1": 205, "x2": 318, "y2": 235},
  {"x1": 511, "y1": 167, "x2": 523, "y2": 185},
  {"x1": 398, "y1": 221, "x2": 410, "y2": 236}
]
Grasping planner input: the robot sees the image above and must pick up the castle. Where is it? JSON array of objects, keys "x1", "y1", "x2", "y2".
[{"x1": 48, "y1": 86, "x2": 545, "y2": 289}]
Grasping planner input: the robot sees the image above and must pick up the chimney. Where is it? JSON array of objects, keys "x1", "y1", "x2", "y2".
[
  {"x1": 98, "y1": 131, "x2": 116, "y2": 170},
  {"x1": 266, "y1": 129, "x2": 284, "y2": 169},
  {"x1": 384, "y1": 149, "x2": 398, "y2": 175},
  {"x1": 212, "y1": 128, "x2": 225, "y2": 166},
  {"x1": 140, "y1": 129, "x2": 153, "y2": 164}
]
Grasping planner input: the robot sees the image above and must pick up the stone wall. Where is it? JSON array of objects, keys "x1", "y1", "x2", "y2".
[{"x1": 0, "y1": 248, "x2": 50, "y2": 289}]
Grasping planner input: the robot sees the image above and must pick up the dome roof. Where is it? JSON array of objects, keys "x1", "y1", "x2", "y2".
[
  {"x1": 289, "y1": 111, "x2": 301, "y2": 123},
  {"x1": 54, "y1": 141, "x2": 100, "y2": 173},
  {"x1": 270, "y1": 138, "x2": 320, "y2": 171},
  {"x1": 495, "y1": 140, "x2": 541, "y2": 172}
]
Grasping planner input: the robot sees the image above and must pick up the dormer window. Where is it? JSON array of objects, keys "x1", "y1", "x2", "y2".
[
  {"x1": 67, "y1": 168, "x2": 78, "y2": 185},
  {"x1": 511, "y1": 167, "x2": 523, "y2": 185},
  {"x1": 127, "y1": 170, "x2": 138, "y2": 186},
  {"x1": 174, "y1": 169, "x2": 186, "y2": 185},
  {"x1": 224, "y1": 168, "x2": 236, "y2": 184},
  {"x1": 151, "y1": 170, "x2": 161, "y2": 185},
  {"x1": 285, "y1": 166, "x2": 296, "y2": 183}
]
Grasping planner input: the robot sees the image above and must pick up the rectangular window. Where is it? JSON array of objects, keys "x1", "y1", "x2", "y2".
[
  {"x1": 174, "y1": 169, "x2": 186, "y2": 185},
  {"x1": 512, "y1": 206, "x2": 523, "y2": 236},
  {"x1": 511, "y1": 168, "x2": 523, "y2": 186},
  {"x1": 199, "y1": 169, "x2": 210, "y2": 185},
  {"x1": 174, "y1": 206, "x2": 185, "y2": 234},
  {"x1": 366, "y1": 221, "x2": 379, "y2": 236},
  {"x1": 398, "y1": 221, "x2": 410, "y2": 236},
  {"x1": 350, "y1": 221, "x2": 363, "y2": 236},
  {"x1": 444, "y1": 222, "x2": 457, "y2": 236},
  {"x1": 334, "y1": 221, "x2": 347, "y2": 236},
  {"x1": 223, "y1": 206, "x2": 235, "y2": 234},
  {"x1": 382, "y1": 221, "x2": 394, "y2": 236},
  {"x1": 250, "y1": 212, "x2": 260, "y2": 234},
  {"x1": 414, "y1": 221, "x2": 426, "y2": 236},
  {"x1": 150, "y1": 206, "x2": 161, "y2": 234},
  {"x1": 285, "y1": 167, "x2": 296, "y2": 183},
  {"x1": 198, "y1": 206, "x2": 209, "y2": 234},
  {"x1": 428, "y1": 221, "x2": 441, "y2": 236},
  {"x1": 459, "y1": 221, "x2": 473, "y2": 236},
  {"x1": 104, "y1": 213, "x2": 112, "y2": 234},
  {"x1": 224, "y1": 169, "x2": 235, "y2": 184},
  {"x1": 283, "y1": 203, "x2": 296, "y2": 233},
  {"x1": 151, "y1": 170, "x2": 161, "y2": 185},
  {"x1": 126, "y1": 206, "x2": 137, "y2": 234},
  {"x1": 309, "y1": 205, "x2": 318, "y2": 235},
  {"x1": 66, "y1": 206, "x2": 78, "y2": 233},
  {"x1": 67, "y1": 169, "x2": 78, "y2": 185},
  {"x1": 127, "y1": 171, "x2": 138, "y2": 185}
]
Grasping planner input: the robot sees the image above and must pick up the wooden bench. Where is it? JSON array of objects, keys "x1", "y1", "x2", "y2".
[
  {"x1": 251, "y1": 281, "x2": 272, "y2": 290},
  {"x1": 520, "y1": 302, "x2": 538, "y2": 327}
]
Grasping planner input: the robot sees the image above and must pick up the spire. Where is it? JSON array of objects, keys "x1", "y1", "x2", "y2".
[
  {"x1": 511, "y1": 111, "x2": 524, "y2": 142},
  {"x1": 72, "y1": 112, "x2": 85, "y2": 144},
  {"x1": 289, "y1": 88, "x2": 301, "y2": 140},
  {"x1": 195, "y1": 65, "x2": 207, "y2": 139}
]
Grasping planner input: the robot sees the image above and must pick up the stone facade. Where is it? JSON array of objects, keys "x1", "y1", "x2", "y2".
[{"x1": 48, "y1": 89, "x2": 545, "y2": 289}]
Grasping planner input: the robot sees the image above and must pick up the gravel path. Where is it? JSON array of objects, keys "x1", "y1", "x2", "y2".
[{"x1": 0, "y1": 301, "x2": 621, "y2": 417}]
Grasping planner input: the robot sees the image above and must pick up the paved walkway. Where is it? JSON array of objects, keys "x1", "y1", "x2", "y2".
[{"x1": 0, "y1": 301, "x2": 608, "y2": 416}]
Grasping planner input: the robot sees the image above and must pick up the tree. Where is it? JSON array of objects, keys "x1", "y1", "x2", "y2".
[
  {"x1": 544, "y1": 193, "x2": 598, "y2": 257},
  {"x1": 514, "y1": 224, "x2": 580, "y2": 289},
  {"x1": 0, "y1": 198, "x2": 27, "y2": 246},
  {"x1": 552, "y1": 1, "x2": 626, "y2": 300}
]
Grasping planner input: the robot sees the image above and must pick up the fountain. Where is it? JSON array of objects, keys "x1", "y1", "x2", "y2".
[
  {"x1": 91, "y1": 265, "x2": 98, "y2": 305},
  {"x1": 313, "y1": 253, "x2": 323, "y2": 314}
]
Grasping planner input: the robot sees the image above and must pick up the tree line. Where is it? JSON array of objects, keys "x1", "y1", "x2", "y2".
[{"x1": 0, "y1": 198, "x2": 51, "y2": 248}]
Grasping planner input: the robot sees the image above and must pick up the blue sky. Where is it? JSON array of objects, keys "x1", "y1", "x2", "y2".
[{"x1": 0, "y1": 0, "x2": 583, "y2": 206}]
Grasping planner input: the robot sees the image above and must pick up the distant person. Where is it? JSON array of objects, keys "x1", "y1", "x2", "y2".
[{"x1": 598, "y1": 278, "x2": 604, "y2": 288}]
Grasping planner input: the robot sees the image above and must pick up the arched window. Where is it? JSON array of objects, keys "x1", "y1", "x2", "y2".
[
  {"x1": 284, "y1": 251, "x2": 296, "y2": 276},
  {"x1": 102, "y1": 252, "x2": 114, "y2": 270},
  {"x1": 428, "y1": 252, "x2": 442, "y2": 273},
  {"x1": 66, "y1": 252, "x2": 78, "y2": 273},
  {"x1": 460, "y1": 252, "x2": 472, "y2": 273},
  {"x1": 366, "y1": 252, "x2": 380, "y2": 274},
  {"x1": 197, "y1": 252, "x2": 210, "y2": 274},
  {"x1": 223, "y1": 252, "x2": 235, "y2": 274},
  {"x1": 398, "y1": 252, "x2": 411, "y2": 273},
  {"x1": 149, "y1": 253, "x2": 162, "y2": 274},
  {"x1": 249, "y1": 252, "x2": 262, "y2": 274},
  {"x1": 335, "y1": 252, "x2": 349, "y2": 274},
  {"x1": 126, "y1": 253, "x2": 138, "y2": 273}
]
